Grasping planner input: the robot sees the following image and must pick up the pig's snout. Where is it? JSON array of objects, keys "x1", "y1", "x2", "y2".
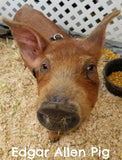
[{"x1": 37, "y1": 97, "x2": 80, "y2": 132}]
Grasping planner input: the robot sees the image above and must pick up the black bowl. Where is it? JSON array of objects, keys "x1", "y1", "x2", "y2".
[{"x1": 103, "y1": 58, "x2": 122, "y2": 98}]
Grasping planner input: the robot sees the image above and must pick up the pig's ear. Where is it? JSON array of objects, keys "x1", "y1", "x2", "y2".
[
  {"x1": 2, "y1": 18, "x2": 49, "y2": 71},
  {"x1": 82, "y1": 10, "x2": 120, "y2": 60}
]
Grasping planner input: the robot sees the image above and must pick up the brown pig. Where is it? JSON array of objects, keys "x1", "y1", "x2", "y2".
[{"x1": 3, "y1": 5, "x2": 120, "y2": 141}]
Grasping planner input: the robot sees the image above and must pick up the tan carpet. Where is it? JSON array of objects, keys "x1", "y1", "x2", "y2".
[{"x1": 0, "y1": 38, "x2": 121, "y2": 160}]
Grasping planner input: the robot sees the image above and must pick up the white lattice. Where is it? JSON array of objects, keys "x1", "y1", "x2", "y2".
[{"x1": 0, "y1": 0, "x2": 122, "y2": 42}]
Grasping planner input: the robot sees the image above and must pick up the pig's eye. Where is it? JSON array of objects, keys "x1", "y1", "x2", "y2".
[
  {"x1": 87, "y1": 64, "x2": 95, "y2": 71},
  {"x1": 86, "y1": 63, "x2": 97, "y2": 81},
  {"x1": 83, "y1": 60, "x2": 98, "y2": 82},
  {"x1": 42, "y1": 63, "x2": 48, "y2": 70},
  {"x1": 39, "y1": 58, "x2": 50, "y2": 74}
]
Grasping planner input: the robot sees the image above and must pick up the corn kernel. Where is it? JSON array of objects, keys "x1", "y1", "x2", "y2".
[
  {"x1": 58, "y1": 130, "x2": 60, "y2": 136},
  {"x1": 102, "y1": 48, "x2": 120, "y2": 61},
  {"x1": 118, "y1": 152, "x2": 121, "y2": 157},
  {"x1": 108, "y1": 71, "x2": 122, "y2": 88}
]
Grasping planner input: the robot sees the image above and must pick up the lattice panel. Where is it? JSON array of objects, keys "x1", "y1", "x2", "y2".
[{"x1": 0, "y1": 0, "x2": 122, "y2": 42}]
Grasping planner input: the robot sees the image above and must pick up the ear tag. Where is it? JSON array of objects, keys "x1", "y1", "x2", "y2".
[{"x1": 39, "y1": 68, "x2": 42, "y2": 73}]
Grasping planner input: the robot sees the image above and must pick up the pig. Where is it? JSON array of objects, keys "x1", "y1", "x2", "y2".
[{"x1": 3, "y1": 5, "x2": 120, "y2": 141}]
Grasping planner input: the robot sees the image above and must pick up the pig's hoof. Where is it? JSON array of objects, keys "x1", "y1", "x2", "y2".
[{"x1": 49, "y1": 131, "x2": 60, "y2": 142}]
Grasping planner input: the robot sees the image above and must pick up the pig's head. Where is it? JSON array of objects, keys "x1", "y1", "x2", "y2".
[{"x1": 3, "y1": 10, "x2": 120, "y2": 140}]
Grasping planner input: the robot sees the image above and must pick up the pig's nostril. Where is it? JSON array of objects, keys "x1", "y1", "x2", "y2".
[
  {"x1": 66, "y1": 116, "x2": 78, "y2": 128},
  {"x1": 37, "y1": 112, "x2": 48, "y2": 126}
]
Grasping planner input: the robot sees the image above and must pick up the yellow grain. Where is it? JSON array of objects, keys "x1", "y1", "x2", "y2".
[
  {"x1": 58, "y1": 130, "x2": 60, "y2": 136},
  {"x1": 103, "y1": 48, "x2": 120, "y2": 61},
  {"x1": 108, "y1": 71, "x2": 122, "y2": 87}
]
